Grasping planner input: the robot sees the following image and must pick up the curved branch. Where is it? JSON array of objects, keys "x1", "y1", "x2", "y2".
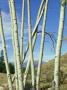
[
  {"x1": 37, "y1": 31, "x2": 56, "y2": 51},
  {"x1": 23, "y1": 31, "x2": 56, "y2": 64}
]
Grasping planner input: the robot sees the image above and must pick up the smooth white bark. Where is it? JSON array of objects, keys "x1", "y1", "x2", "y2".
[
  {"x1": 23, "y1": 2, "x2": 45, "y2": 61},
  {"x1": 36, "y1": 0, "x2": 48, "y2": 90},
  {"x1": 8, "y1": 0, "x2": 24, "y2": 90},
  {"x1": 23, "y1": 0, "x2": 45, "y2": 87},
  {"x1": 20, "y1": 0, "x2": 25, "y2": 63},
  {"x1": 0, "y1": 11, "x2": 13, "y2": 90},
  {"x1": 54, "y1": 0, "x2": 66, "y2": 90},
  {"x1": 27, "y1": 0, "x2": 35, "y2": 89},
  {"x1": 8, "y1": 1, "x2": 19, "y2": 90}
]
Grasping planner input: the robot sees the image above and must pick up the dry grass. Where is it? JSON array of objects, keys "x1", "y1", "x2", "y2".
[
  {"x1": 0, "y1": 53, "x2": 67, "y2": 90},
  {"x1": 0, "y1": 73, "x2": 7, "y2": 85},
  {"x1": 39, "y1": 53, "x2": 67, "y2": 90}
]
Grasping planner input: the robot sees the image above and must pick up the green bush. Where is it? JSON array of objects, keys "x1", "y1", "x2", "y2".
[
  {"x1": 9, "y1": 63, "x2": 15, "y2": 74},
  {"x1": 0, "y1": 60, "x2": 15, "y2": 74},
  {"x1": 0, "y1": 61, "x2": 6, "y2": 73}
]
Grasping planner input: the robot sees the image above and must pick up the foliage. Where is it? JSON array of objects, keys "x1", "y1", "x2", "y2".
[
  {"x1": 0, "y1": 60, "x2": 6, "y2": 73},
  {"x1": 9, "y1": 63, "x2": 15, "y2": 74},
  {"x1": 0, "y1": 57, "x2": 15, "y2": 74}
]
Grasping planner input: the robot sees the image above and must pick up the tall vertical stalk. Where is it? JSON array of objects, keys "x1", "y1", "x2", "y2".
[
  {"x1": 54, "y1": 0, "x2": 66, "y2": 90},
  {"x1": 23, "y1": 1, "x2": 45, "y2": 62},
  {"x1": 8, "y1": 1, "x2": 19, "y2": 90},
  {"x1": 8, "y1": 0, "x2": 23, "y2": 90},
  {"x1": 36, "y1": 0, "x2": 48, "y2": 90},
  {"x1": 20, "y1": 0, "x2": 25, "y2": 63},
  {"x1": 23, "y1": 0, "x2": 45, "y2": 87},
  {"x1": 27, "y1": 0, "x2": 35, "y2": 89},
  {"x1": 0, "y1": 11, "x2": 13, "y2": 90}
]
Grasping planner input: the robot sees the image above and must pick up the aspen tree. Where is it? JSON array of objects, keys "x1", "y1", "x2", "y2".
[
  {"x1": 8, "y1": 1, "x2": 19, "y2": 90},
  {"x1": 23, "y1": 0, "x2": 45, "y2": 87},
  {"x1": 54, "y1": 0, "x2": 66, "y2": 90},
  {"x1": 23, "y1": 1, "x2": 45, "y2": 61},
  {"x1": 20, "y1": 0, "x2": 25, "y2": 63},
  {"x1": 0, "y1": 11, "x2": 13, "y2": 90},
  {"x1": 8, "y1": 0, "x2": 24, "y2": 90},
  {"x1": 27, "y1": 0, "x2": 35, "y2": 89},
  {"x1": 36, "y1": 0, "x2": 48, "y2": 90}
]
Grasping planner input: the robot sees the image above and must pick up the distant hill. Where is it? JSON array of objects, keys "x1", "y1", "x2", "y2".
[
  {"x1": 0, "y1": 53, "x2": 67, "y2": 90},
  {"x1": 41, "y1": 53, "x2": 67, "y2": 75},
  {"x1": 23, "y1": 60, "x2": 45, "y2": 68},
  {"x1": 39, "y1": 53, "x2": 67, "y2": 90}
]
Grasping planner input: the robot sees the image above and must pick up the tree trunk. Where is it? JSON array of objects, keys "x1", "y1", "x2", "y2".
[
  {"x1": 23, "y1": 0, "x2": 45, "y2": 87},
  {"x1": 27, "y1": 0, "x2": 35, "y2": 89},
  {"x1": 20, "y1": 0, "x2": 25, "y2": 63},
  {"x1": 54, "y1": 0, "x2": 66, "y2": 90},
  {"x1": 8, "y1": 0, "x2": 24, "y2": 90},
  {"x1": 8, "y1": 1, "x2": 19, "y2": 90},
  {"x1": 0, "y1": 11, "x2": 13, "y2": 90},
  {"x1": 23, "y1": 1, "x2": 45, "y2": 61},
  {"x1": 36, "y1": 0, "x2": 48, "y2": 90}
]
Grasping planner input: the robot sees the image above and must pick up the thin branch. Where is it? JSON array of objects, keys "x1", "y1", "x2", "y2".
[
  {"x1": 23, "y1": 2, "x2": 45, "y2": 62},
  {"x1": 37, "y1": 31, "x2": 56, "y2": 51}
]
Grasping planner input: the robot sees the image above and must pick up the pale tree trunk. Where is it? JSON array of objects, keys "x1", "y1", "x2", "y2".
[
  {"x1": 0, "y1": 11, "x2": 13, "y2": 90},
  {"x1": 23, "y1": 56, "x2": 30, "y2": 87},
  {"x1": 8, "y1": 1, "x2": 19, "y2": 90},
  {"x1": 36, "y1": 0, "x2": 48, "y2": 90},
  {"x1": 23, "y1": 1, "x2": 45, "y2": 61},
  {"x1": 54, "y1": 0, "x2": 66, "y2": 90},
  {"x1": 27, "y1": 0, "x2": 35, "y2": 89},
  {"x1": 23, "y1": 0, "x2": 45, "y2": 87},
  {"x1": 20, "y1": 0, "x2": 25, "y2": 63},
  {"x1": 8, "y1": 0, "x2": 24, "y2": 90}
]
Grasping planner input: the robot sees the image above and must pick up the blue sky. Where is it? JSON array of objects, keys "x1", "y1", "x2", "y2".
[{"x1": 0, "y1": 0, "x2": 67, "y2": 62}]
